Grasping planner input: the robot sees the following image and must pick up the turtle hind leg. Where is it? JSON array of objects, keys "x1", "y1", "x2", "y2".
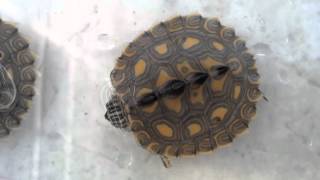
[{"x1": 160, "y1": 155, "x2": 172, "y2": 168}]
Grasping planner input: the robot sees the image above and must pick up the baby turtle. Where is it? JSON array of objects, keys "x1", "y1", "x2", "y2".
[
  {"x1": 105, "y1": 15, "x2": 262, "y2": 167},
  {"x1": 0, "y1": 19, "x2": 36, "y2": 136}
]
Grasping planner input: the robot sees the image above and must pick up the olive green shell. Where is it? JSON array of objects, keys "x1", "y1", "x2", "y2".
[
  {"x1": 111, "y1": 15, "x2": 261, "y2": 157},
  {"x1": 0, "y1": 19, "x2": 36, "y2": 136}
]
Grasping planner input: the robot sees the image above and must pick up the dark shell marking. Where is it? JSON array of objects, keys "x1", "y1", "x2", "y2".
[
  {"x1": 0, "y1": 19, "x2": 36, "y2": 137},
  {"x1": 110, "y1": 15, "x2": 261, "y2": 157}
]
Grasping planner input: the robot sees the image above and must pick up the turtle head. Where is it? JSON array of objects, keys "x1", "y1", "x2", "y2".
[{"x1": 105, "y1": 95, "x2": 129, "y2": 129}]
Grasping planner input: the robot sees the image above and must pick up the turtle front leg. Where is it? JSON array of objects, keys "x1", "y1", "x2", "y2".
[{"x1": 160, "y1": 155, "x2": 172, "y2": 168}]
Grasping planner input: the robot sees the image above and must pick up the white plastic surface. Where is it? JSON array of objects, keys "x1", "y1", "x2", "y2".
[{"x1": 0, "y1": 0, "x2": 320, "y2": 180}]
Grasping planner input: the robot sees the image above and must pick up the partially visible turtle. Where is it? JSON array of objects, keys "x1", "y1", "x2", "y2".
[
  {"x1": 0, "y1": 18, "x2": 36, "y2": 136},
  {"x1": 105, "y1": 15, "x2": 262, "y2": 167}
]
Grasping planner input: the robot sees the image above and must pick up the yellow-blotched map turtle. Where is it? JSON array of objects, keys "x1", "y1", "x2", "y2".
[{"x1": 105, "y1": 15, "x2": 262, "y2": 167}]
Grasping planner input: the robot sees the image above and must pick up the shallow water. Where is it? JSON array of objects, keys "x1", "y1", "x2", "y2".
[{"x1": 0, "y1": 0, "x2": 319, "y2": 179}]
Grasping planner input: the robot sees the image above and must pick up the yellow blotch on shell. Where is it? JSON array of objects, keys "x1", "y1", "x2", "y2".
[
  {"x1": 176, "y1": 61, "x2": 195, "y2": 77},
  {"x1": 142, "y1": 102, "x2": 158, "y2": 113},
  {"x1": 211, "y1": 74, "x2": 227, "y2": 92},
  {"x1": 137, "y1": 88, "x2": 152, "y2": 97},
  {"x1": 187, "y1": 123, "x2": 202, "y2": 136},
  {"x1": 163, "y1": 96, "x2": 182, "y2": 113},
  {"x1": 212, "y1": 41, "x2": 225, "y2": 51},
  {"x1": 154, "y1": 43, "x2": 168, "y2": 55},
  {"x1": 134, "y1": 59, "x2": 146, "y2": 77},
  {"x1": 182, "y1": 37, "x2": 200, "y2": 49},
  {"x1": 156, "y1": 70, "x2": 175, "y2": 87},
  {"x1": 200, "y1": 57, "x2": 223, "y2": 71},
  {"x1": 190, "y1": 86, "x2": 205, "y2": 105},
  {"x1": 211, "y1": 107, "x2": 228, "y2": 121},
  {"x1": 233, "y1": 85, "x2": 241, "y2": 100},
  {"x1": 156, "y1": 123, "x2": 174, "y2": 138}
]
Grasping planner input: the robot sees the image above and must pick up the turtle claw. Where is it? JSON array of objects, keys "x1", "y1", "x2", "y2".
[
  {"x1": 160, "y1": 155, "x2": 172, "y2": 168},
  {"x1": 257, "y1": 88, "x2": 269, "y2": 102}
]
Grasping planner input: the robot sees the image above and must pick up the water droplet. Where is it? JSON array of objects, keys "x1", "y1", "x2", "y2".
[
  {"x1": 278, "y1": 68, "x2": 289, "y2": 84},
  {"x1": 114, "y1": 152, "x2": 133, "y2": 168},
  {"x1": 97, "y1": 34, "x2": 116, "y2": 50},
  {"x1": 252, "y1": 43, "x2": 272, "y2": 57}
]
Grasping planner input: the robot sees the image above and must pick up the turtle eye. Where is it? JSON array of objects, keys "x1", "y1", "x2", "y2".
[
  {"x1": 137, "y1": 92, "x2": 159, "y2": 106},
  {"x1": 186, "y1": 72, "x2": 208, "y2": 87},
  {"x1": 159, "y1": 79, "x2": 186, "y2": 97},
  {"x1": 211, "y1": 65, "x2": 229, "y2": 78}
]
